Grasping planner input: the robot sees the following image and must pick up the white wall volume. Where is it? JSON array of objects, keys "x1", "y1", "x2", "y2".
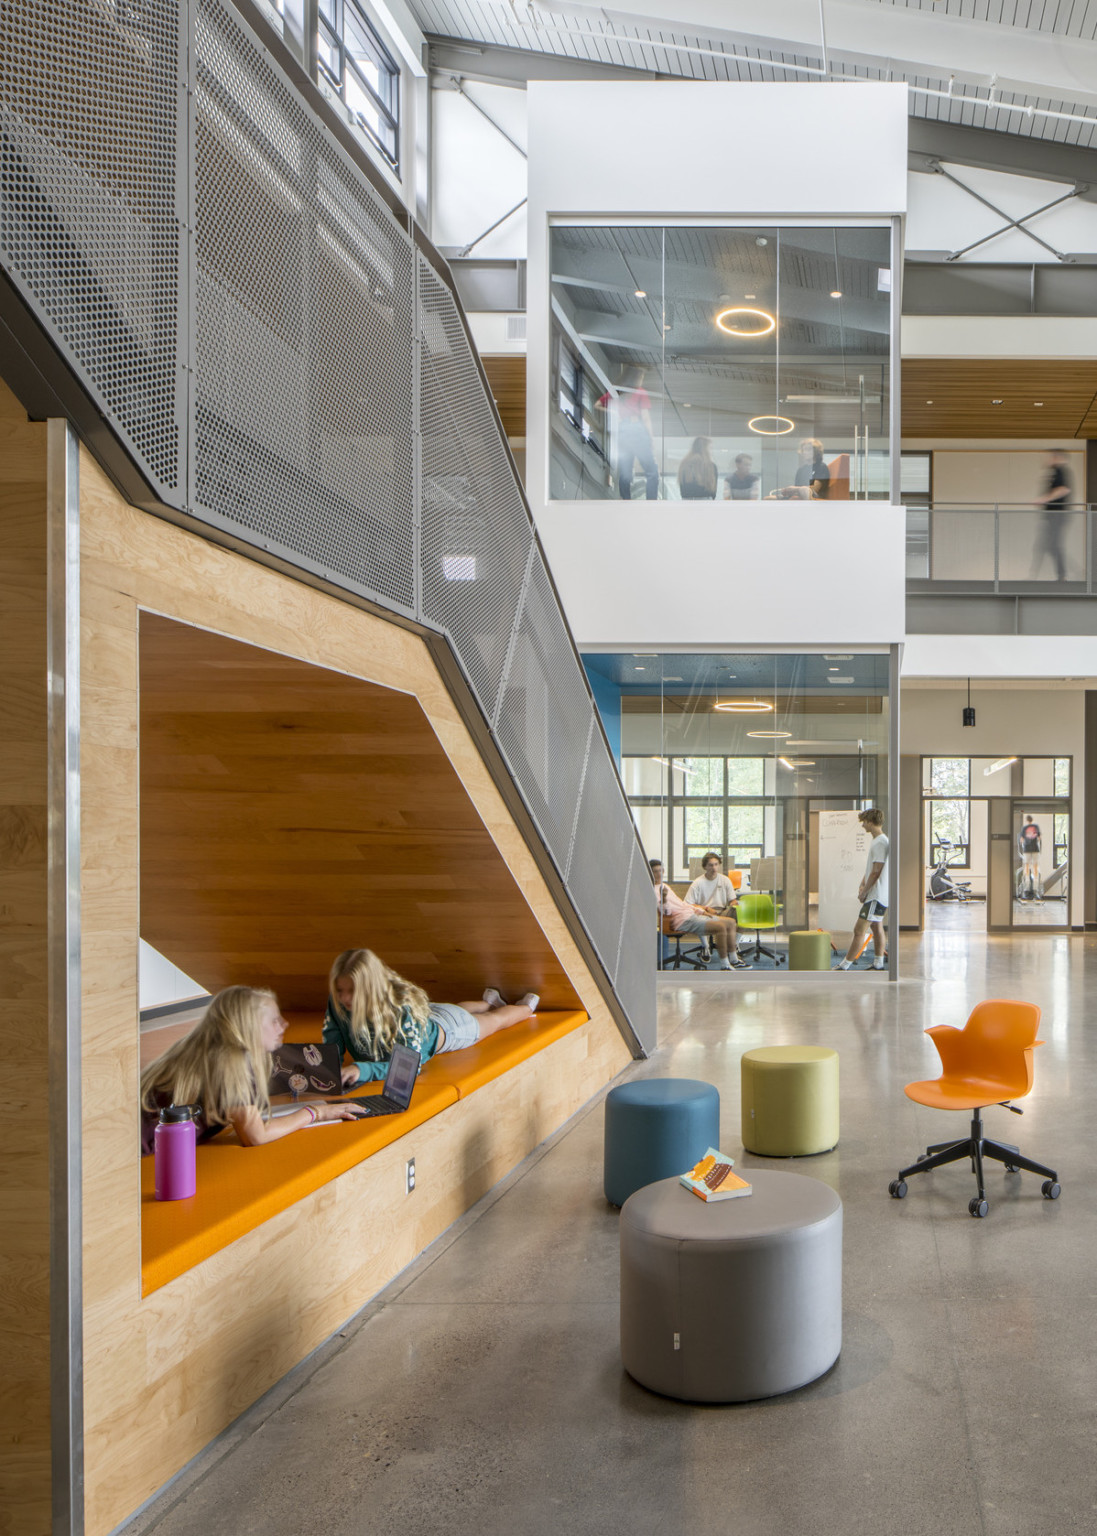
[
  {"x1": 524, "y1": 80, "x2": 908, "y2": 631},
  {"x1": 536, "y1": 501, "x2": 906, "y2": 648}
]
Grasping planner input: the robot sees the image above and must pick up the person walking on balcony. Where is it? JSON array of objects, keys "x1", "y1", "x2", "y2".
[{"x1": 1031, "y1": 448, "x2": 1074, "y2": 581}]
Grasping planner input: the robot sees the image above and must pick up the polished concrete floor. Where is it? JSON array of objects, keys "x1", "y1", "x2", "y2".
[{"x1": 131, "y1": 931, "x2": 1096, "y2": 1536}]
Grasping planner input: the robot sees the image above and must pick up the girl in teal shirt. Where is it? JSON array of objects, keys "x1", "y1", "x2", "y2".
[{"x1": 323, "y1": 949, "x2": 539, "y2": 1084}]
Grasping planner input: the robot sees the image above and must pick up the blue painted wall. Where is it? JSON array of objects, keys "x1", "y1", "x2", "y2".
[{"x1": 583, "y1": 659, "x2": 622, "y2": 768}]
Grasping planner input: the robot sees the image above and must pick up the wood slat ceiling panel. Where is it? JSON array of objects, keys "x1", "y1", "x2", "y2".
[
  {"x1": 902, "y1": 358, "x2": 1097, "y2": 438},
  {"x1": 139, "y1": 614, "x2": 581, "y2": 1011},
  {"x1": 481, "y1": 354, "x2": 526, "y2": 437}
]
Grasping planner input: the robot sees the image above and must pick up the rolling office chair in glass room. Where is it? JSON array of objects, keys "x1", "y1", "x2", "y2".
[
  {"x1": 888, "y1": 999, "x2": 1060, "y2": 1218},
  {"x1": 735, "y1": 893, "x2": 784, "y2": 965},
  {"x1": 659, "y1": 916, "x2": 709, "y2": 970}
]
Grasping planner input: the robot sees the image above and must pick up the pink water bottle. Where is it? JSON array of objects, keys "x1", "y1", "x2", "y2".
[{"x1": 154, "y1": 1105, "x2": 197, "y2": 1201}]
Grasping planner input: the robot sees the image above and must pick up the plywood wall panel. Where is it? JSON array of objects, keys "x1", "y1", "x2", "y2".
[{"x1": 0, "y1": 381, "x2": 50, "y2": 1534}]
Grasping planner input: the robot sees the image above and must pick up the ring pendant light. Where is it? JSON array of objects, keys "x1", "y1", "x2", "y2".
[
  {"x1": 748, "y1": 415, "x2": 795, "y2": 435},
  {"x1": 715, "y1": 306, "x2": 776, "y2": 338}
]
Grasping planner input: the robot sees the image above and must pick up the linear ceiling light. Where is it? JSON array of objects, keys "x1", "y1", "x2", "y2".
[
  {"x1": 714, "y1": 699, "x2": 774, "y2": 713},
  {"x1": 716, "y1": 306, "x2": 776, "y2": 338},
  {"x1": 747, "y1": 729, "x2": 791, "y2": 738},
  {"x1": 748, "y1": 415, "x2": 795, "y2": 436}
]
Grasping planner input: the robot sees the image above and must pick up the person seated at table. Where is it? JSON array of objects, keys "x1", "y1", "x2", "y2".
[
  {"x1": 323, "y1": 949, "x2": 539, "y2": 1082},
  {"x1": 685, "y1": 852, "x2": 738, "y2": 915},
  {"x1": 139, "y1": 986, "x2": 358, "y2": 1152},
  {"x1": 771, "y1": 438, "x2": 830, "y2": 500},
  {"x1": 677, "y1": 436, "x2": 718, "y2": 499},
  {"x1": 723, "y1": 452, "x2": 760, "y2": 500},
  {"x1": 650, "y1": 859, "x2": 750, "y2": 970}
]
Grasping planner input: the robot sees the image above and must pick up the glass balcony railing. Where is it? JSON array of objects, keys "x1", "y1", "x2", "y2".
[{"x1": 906, "y1": 504, "x2": 1097, "y2": 591}]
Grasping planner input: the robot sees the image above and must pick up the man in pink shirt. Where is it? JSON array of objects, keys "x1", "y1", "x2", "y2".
[{"x1": 650, "y1": 860, "x2": 750, "y2": 970}]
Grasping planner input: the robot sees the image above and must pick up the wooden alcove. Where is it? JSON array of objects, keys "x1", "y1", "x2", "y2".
[{"x1": 139, "y1": 614, "x2": 581, "y2": 1011}]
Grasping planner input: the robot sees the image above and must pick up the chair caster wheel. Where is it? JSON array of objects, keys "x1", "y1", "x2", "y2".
[
  {"x1": 969, "y1": 1197, "x2": 989, "y2": 1218},
  {"x1": 889, "y1": 1179, "x2": 907, "y2": 1199},
  {"x1": 1041, "y1": 1180, "x2": 1061, "y2": 1200},
  {"x1": 1004, "y1": 1164, "x2": 1019, "y2": 1174},
  {"x1": 916, "y1": 1154, "x2": 926, "y2": 1163}
]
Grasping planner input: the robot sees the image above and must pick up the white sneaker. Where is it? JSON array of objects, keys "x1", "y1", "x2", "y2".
[
  {"x1": 518, "y1": 992, "x2": 540, "y2": 1013},
  {"x1": 872, "y1": 958, "x2": 887, "y2": 971},
  {"x1": 483, "y1": 987, "x2": 505, "y2": 1009}
]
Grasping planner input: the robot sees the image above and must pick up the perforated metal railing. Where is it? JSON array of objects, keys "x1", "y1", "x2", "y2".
[{"x1": 0, "y1": 0, "x2": 654, "y2": 1052}]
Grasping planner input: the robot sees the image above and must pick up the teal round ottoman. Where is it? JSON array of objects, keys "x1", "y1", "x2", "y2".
[{"x1": 604, "y1": 1079, "x2": 720, "y2": 1207}]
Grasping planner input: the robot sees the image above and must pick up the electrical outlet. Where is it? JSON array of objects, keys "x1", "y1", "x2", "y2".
[{"x1": 405, "y1": 1157, "x2": 416, "y2": 1194}]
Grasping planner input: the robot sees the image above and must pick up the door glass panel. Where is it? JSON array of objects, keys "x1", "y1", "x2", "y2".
[{"x1": 1013, "y1": 803, "x2": 1068, "y2": 926}]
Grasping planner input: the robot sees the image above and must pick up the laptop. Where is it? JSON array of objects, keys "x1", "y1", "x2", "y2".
[
  {"x1": 346, "y1": 1043, "x2": 421, "y2": 1118},
  {"x1": 269, "y1": 1041, "x2": 343, "y2": 1098}
]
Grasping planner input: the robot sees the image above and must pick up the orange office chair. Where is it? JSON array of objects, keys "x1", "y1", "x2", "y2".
[{"x1": 888, "y1": 999, "x2": 1060, "y2": 1218}]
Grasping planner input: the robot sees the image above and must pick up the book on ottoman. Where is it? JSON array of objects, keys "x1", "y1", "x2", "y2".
[{"x1": 680, "y1": 1148, "x2": 752, "y2": 1202}]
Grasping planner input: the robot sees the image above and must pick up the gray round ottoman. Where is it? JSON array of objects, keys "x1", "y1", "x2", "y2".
[{"x1": 620, "y1": 1170, "x2": 842, "y2": 1402}]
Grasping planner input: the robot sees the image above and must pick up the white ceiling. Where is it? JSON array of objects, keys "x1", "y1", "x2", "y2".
[{"x1": 410, "y1": 0, "x2": 1097, "y2": 148}]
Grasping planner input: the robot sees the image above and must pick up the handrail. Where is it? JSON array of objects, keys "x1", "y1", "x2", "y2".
[{"x1": 906, "y1": 504, "x2": 1097, "y2": 592}]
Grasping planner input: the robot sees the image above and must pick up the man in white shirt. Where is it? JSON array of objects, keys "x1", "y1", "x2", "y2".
[
  {"x1": 837, "y1": 808, "x2": 889, "y2": 972},
  {"x1": 685, "y1": 852, "x2": 738, "y2": 915}
]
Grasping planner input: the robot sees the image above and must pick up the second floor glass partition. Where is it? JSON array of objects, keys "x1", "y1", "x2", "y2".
[{"x1": 550, "y1": 224, "x2": 895, "y2": 504}]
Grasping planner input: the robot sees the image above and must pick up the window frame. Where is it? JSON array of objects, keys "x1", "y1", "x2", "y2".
[{"x1": 317, "y1": 0, "x2": 401, "y2": 171}]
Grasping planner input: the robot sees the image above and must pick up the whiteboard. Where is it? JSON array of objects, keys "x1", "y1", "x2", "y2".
[{"x1": 818, "y1": 812, "x2": 869, "y2": 939}]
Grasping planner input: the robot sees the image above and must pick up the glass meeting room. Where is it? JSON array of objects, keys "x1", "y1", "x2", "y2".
[
  {"x1": 583, "y1": 652, "x2": 895, "y2": 972},
  {"x1": 549, "y1": 224, "x2": 896, "y2": 505}
]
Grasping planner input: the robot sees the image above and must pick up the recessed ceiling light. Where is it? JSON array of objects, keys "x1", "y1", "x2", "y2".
[
  {"x1": 926, "y1": 399, "x2": 934, "y2": 405},
  {"x1": 634, "y1": 666, "x2": 645, "y2": 671},
  {"x1": 992, "y1": 398, "x2": 1003, "y2": 404},
  {"x1": 829, "y1": 666, "x2": 840, "y2": 671},
  {"x1": 827, "y1": 676, "x2": 855, "y2": 684},
  {"x1": 634, "y1": 289, "x2": 647, "y2": 298},
  {"x1": 830, "y1": 289, "x2": 842, "y2": 298},
  {"x1": 744, "y1": 293, "x2": 756, "y2": 300},
  {"x1": 663, "y1": 676, "x2": 683, "y2": 682},
  {"x1": 714, "y1": 699, "x2": 774, "y2": 713},
  {"x1": 1034, "y1": 401, "x2": 1044, "y2": 406},
  {"x1": 683, "y1": 402, "x2": 691, "y2": 408},
  {"x1": 747, "y1": 730, "x2": 791, "y2": 738}
]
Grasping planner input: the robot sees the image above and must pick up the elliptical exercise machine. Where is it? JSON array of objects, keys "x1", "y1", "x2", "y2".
[{"x1": 927, "y1": 840, "x2": 973, "y2": 903}]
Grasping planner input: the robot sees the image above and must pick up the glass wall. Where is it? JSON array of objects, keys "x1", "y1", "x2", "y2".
[
  {"x1": 550, "y1": 225, "x2": 894, "y2": 503},
  {"x1": 584, "y1": 652, "x2": 893, "y2": 970}
]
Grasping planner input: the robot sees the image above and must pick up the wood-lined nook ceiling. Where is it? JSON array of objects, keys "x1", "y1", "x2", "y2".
[{"x1": 139, "y1": 614, "x2": 581, "y2": 1011}]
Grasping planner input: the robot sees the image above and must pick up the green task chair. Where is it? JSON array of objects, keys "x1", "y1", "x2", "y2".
[{"x1": 736, "y1": 893, "x2": 784, "y2": 964}]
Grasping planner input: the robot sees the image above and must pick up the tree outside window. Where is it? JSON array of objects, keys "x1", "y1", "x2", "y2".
[
  {"x1": 727, "y1": 758, "x2": 764, "y2": 796},
  {"x1": 1054, "y1": 758, "x2": 1070, "y2": 797}
]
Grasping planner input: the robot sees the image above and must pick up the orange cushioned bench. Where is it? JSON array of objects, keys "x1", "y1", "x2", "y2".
[{"x1": 141, "y1": 1009, "x2": 589, "y2": 1294}]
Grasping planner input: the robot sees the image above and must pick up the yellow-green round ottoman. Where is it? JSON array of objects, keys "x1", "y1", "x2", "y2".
[
  {"x1": 741, "y1": 1046, "x2": 839, "y2": 1156},
  {"x1": 788, "y1": 931, "x2": 832, "y2": 971}
]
